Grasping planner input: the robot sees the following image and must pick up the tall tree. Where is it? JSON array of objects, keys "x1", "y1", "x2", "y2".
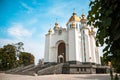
[
  {"x1": 19, "y1": 52, "x2": 34, "y2": 66},
  {"x1": 87, "y1": 0, "x2": 120, "y2": 73},
  {"x1": 0, "y1": 44, "x2": 16, "y2": 70}
]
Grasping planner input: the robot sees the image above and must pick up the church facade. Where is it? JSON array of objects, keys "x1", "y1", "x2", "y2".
[{"x1": 44, "y1": 12, "x2": 100, "y2": 65}]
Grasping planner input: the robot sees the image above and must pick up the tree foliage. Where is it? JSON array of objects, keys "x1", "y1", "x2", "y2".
[
  {"x1": 100, "y1": 56, "x2": 107, "y2": 66},
  {"x1": 87, "y1": 0, "x2": 120, "y2": 73},
  {"x1": 19, "y1": 52, "x2": 34, "y2": 66},
  {"x1": 0, "y1": 44, "x2": 16, "y2": 70},
  {"x1": 0, "y1": 43, "x2": 35, "y2": 71}
]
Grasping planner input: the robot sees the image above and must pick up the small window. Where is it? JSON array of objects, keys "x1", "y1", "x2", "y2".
[
  {"x1": 76, "y1": 24, "x2": 78, "y2": 29},
  {"x1": 79, "y1": 24, "x2": 81, "y2": 27},
  {"x1": 81, "y1": 68, "x2": 83, "y2": 71},
  {"x1": 83, "y1": 30, "x2": 85, "y2": 34},
  {"x1": 70, "y1": 24, "x2": 72, "y2": 28},
  {"x1": 84, "y1": 68, "x2": 86, "y2": 71},
  {"x1": 77, "y1": 68, "x2": 79, "y2": 71}
]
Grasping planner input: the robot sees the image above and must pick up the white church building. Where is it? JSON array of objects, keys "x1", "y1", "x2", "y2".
[{"x1": 44, "y1": 12, "x2": 100, "y2": 65}]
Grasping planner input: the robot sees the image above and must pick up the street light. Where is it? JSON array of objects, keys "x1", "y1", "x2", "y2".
[
  {"x1": 108, "y1": 61, "x2": 113, "y2": 80},
  {"x1": 7, "y1": 63, "x2": 10, "y2": 69}
]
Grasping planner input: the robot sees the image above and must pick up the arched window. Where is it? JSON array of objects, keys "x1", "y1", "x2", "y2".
[{"x1": 70, "y1": 24, "x2": 72, "y2": 28}]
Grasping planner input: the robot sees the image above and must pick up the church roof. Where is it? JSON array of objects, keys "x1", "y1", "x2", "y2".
[{"x1": 67, "y1": 12, "x2": 80, "y2": 23}]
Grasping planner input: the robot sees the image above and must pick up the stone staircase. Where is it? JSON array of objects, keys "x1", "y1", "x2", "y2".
[
  {"x1": 6, "y1": 64, "x2": 35, "y2": 75},
  {"x1": 5, "y1": 63, "x2": 63, "y2": 76},
  {"x1": 37, "y1": 63, "x2": 64, "y2": 75},
  {"x1": 6, "y1": 65, "x2": 24, "y2": 73},
  {"x1": 14, "y1": 64, "x2": 35, "y2": 75},
  {"x1": 16, "y1": 63, "x2": 57, "y2": 75}
]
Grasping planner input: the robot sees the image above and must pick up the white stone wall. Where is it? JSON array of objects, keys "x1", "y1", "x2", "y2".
[
  {"x1": 44, "y1": 34, "x2": 51, "y2": 62},
  {"x1": 90, "y1": 35, "x2": 97, "y2": 63},
  {"x1": 68, "y1": 28, "x2": 76, "y2": 61},
  {"x1": 76, "y1": 32, "x2": 82, "y2": 62},
  {"x1": 87, "y1": 34, "x2": 92, "y2": 62}
]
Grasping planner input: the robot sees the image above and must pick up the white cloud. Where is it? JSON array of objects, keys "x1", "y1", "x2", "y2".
[
  {"x1": 0, "y1": 39, "x2": 17, "y2": 47},
  {"x1": 21, "y1": 2, "x2": 34, "y2": 13},
  {"x1": 27, "y1": 18, "x2": 38, "y2": 25},
  {"x1": 8, "y1": 23, "x2": 32, "y2": 39}
]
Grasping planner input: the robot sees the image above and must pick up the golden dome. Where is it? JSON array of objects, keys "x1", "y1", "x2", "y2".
[
  {"x1": 81, "y1": 13, "x2": 87, "y2": 20},
  {"x1": 54, "y1": 22, "x2": 59, "y2": 30},
  {"x1": 48, "y1": 28, "x2": 52, "y2": 34},
  {"x1": 68, "y1": 12, "x2": 80, "y2": 23},
  {"x1": 55, "y1": 22, "x2": 58, "y2": 25}
]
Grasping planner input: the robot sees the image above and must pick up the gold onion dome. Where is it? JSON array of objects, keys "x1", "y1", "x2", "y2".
[
  {"x1": 67, "y1": 12, "x2": 80, "y2": 23},
  {"x1": 55, "y1": 22, "x2": 58, "y2": 25},
  {"x1": 54, "y1": 22, "x2": 59, "y2": 29},
  {"x1": 81, "y1": 13, "x2": 87, "y2": 20},
  {"x1": 48, "y1": 28, "x2": 52, "y2": 33}
]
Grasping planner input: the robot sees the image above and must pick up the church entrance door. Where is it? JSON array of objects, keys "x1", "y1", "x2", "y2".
[
  {"x1": 60, "y1": 57, "x2": 64, "y2": 63},
  {"x1": 58, "y1": 42, "x2": 66, "y2": 63}
]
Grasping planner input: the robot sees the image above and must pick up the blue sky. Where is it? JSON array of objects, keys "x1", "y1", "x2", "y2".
[{"x1": 0, "y1": 0, "x2": 103, "y2": 64}]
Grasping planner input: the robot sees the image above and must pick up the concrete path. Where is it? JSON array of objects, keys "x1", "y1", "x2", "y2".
[{"x1": 0, "y1": 73, "x2": 116, "y2": 80}]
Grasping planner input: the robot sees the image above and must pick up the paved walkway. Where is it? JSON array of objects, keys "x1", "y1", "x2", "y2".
[{"x1": 0, "y1": 73, "x2": 116, "y2": 80}]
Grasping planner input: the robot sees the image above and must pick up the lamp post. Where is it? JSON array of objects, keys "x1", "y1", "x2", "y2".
[
  {"x1": 108, "y1": 61, "x2": 113, "y2": 80},
  {"x1": 7, "y1": 63, "x2": 10, "y2": 69}
]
